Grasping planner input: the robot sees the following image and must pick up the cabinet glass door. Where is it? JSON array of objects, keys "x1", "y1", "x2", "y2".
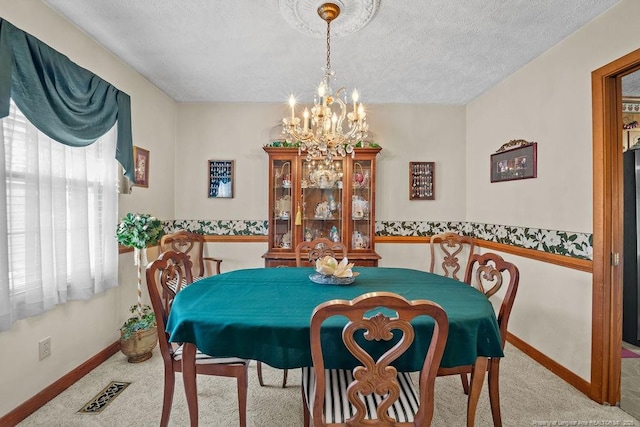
[
  {"x1": 351, "y1": 159, "x2": 373, "y2": 250},
  {"x1": 301, "y1": 159, "x2": 344, "y2": 245},
  {"x1": 272, "y1": 159, "x2": 293, "y2": 250}
]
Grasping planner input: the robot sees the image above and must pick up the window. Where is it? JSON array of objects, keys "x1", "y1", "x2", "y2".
[{"x1": 0, "y1": 100, "x2": 119, "y2": 330}]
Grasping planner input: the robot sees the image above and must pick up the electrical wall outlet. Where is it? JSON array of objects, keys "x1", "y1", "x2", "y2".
[{"x1": 39, "y1": 336, "x2": 51, "y2": 360}]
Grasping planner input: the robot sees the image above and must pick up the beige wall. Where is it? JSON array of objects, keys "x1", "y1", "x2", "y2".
[
  {"x1": 0, "y1": 0, "x2": 177, "y2": 417},
  {"x1": 466, "y1": 0, "x2": 640, "y2": 381},
  {"x1": 176, "y1": 103, "x2": 467, "y2": 224},
  {"x1": 175, "y1": 103, "x2": 466, "y2": 269},
  {"x1": 175, "y1": 103, "x2": 275, "y2": 221},
  {"x1": 369, "y1": 104, "x2": 467, "y2": 221}
]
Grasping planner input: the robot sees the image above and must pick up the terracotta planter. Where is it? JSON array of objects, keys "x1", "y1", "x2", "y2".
[{"x1": 120, "y1": 326, "x2": 158, "y2": 363}]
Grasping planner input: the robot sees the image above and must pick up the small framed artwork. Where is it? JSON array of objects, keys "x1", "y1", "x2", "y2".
[
  {"x1": 133, "y1": 146, "x2": 149, "y2": 187},
  {"x1": 409, "y1": 161, "x2": 435, "y2": 200},
  {"x1": 208, "y1": 160, "x2": 234, "y2": 198},
  {"x1": 490, "y1": 140, "x2": 537, "y2": 183}
]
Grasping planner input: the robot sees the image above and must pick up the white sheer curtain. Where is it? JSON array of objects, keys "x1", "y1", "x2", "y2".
[{"x1": 0, "y1": 100, "x2": 119, "y2": 331}]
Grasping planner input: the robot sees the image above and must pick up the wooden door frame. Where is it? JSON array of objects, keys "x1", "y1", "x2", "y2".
[{"x1": 592, "y1": 47, "x2": 640, "y2": 404}]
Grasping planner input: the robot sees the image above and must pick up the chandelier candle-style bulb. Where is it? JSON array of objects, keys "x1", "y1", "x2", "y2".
[
  {"x1": 289, "y1": 95, "x2": 296, "y2": 120},
  {"x1": 281, "y1": 2, "x2": 369, "y2": 163},
  {"x1": 319, "y1": 83, "x2": 327, "y2": 106},
  {"x1": 303, "y1": 108, "x2": 310, "y2": 132},
  {"x1": 352, "y1": 89, "x2": 358, "y2": 113}
]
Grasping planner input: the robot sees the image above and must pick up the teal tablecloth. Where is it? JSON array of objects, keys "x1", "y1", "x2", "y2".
[{"x1": 166, "y1": 267, "x2": 503, "y2": 371}]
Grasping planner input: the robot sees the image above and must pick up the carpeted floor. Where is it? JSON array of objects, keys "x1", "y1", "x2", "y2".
[{"x1": 18, "y1": 343, "x2": 640, "y2": 426}]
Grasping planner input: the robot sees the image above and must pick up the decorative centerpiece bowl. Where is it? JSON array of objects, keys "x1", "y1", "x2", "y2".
[
  {"x1": 309, "y1": 273, "x2": 356, "y2": 285},
  {"x1": 310, "y1": 256, "x2": 359, "y2": 286}
]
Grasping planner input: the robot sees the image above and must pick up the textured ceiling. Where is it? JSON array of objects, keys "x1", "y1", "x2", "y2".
[{"x1": 41, "y1": 0, "x2": 621, "y2": 104}]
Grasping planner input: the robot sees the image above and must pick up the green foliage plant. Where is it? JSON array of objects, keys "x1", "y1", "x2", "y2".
[
  {"x1": 116, "y1": 212, "x2": 164, "y2": 249},
  {"x1": 116, "y1": 212, "x2": 163, "y2": 339},
  {"x1": 120, "y1": 304, "x2": 156, "y2": 340}
]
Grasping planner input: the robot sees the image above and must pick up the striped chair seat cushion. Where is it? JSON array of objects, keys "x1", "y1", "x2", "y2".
[
  {"x1": 301, "y1": 367, "x2": 419, "y2": 423},
  {"x1": 166, "y1": 275, "x2": 205, "y2": 293},
  {"x1": 173, "y1": 345, "x2": 246, "y2": 365}
]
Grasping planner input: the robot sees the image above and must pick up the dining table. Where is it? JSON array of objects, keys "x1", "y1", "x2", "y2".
[{"x1": 166, "y1": 266, "x2": 504, "y2": 426}]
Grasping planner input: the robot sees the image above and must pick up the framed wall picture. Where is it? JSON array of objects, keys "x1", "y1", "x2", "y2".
[
  {"x1": 490, "y1": 140, "x2": 537, "y2": 183},
  {"x1": 133, "y1": 146, "x2": 149, "y2": 187},
  {"x1": 208, "y1": 160, "x2": 234, "y2": 198},
  {"x1": 409, "y1": 161, "x2": 435, "y2": 200}
]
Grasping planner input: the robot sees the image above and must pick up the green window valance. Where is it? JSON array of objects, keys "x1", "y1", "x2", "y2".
[{"x1": 0, "y1": 18, "x2": 134, "y2": 181}]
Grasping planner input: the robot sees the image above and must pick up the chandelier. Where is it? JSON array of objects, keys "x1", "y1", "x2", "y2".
[{"x1": 282, "y1": 2, "x2": 369, "y2": 163}]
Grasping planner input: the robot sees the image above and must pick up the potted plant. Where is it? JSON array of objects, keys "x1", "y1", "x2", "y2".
[{"x1": 116, "y1": 212, "x2": 164, "y2": 362}]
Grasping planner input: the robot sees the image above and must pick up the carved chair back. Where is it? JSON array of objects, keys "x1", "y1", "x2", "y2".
[
  {"x1": 464, "y1": 252, "x2": 520, "y2": 347},
  {"x1": 429, "y1": 232, "x2": 475, "y2": 281},
  {"x1": 308, "y1": 292, "x2": 449, "y2": 426},
  {"x1": 160, "y1": 230, "x2": 221, "y2": 277},
  {"x1": 295, "y1": 237, "x2": 348, "y2": 267},
  {"x1": 146, "y1": 251, "x2": 193, "y2": 366}
]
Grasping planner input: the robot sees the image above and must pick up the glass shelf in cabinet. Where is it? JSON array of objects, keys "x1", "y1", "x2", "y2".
[
  {"x1": 303, "y1": 185, "x2": 343, "y2": 190},
  {"x1": 305, "y1": 217, "x2": 339, "y2": 221}
]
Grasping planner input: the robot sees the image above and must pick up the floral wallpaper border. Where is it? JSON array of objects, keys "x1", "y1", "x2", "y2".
[
  {"x1": 165, "y1": 219, "x2": 269, "y2": 236},
  {"x1": 163, "y1": 220, "x2": 593, "y2": 261},
  {"x1": 376, "y1": 221, "x2": 592, "y2": 260}
]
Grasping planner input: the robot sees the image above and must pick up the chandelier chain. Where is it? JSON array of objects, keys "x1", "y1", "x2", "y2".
[{"x1": 326, "y1": 21, "x2": 331, "y2": 73}]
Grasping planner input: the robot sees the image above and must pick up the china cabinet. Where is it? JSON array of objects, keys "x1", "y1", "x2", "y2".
[{"x1": 263, "y1": 147, "x2": 381, "y2": 267}]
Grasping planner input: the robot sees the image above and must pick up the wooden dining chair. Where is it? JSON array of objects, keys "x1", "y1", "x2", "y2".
[
  {"x1": 160, "y1": 230, "x2": 222, "y2": 279},
  {"x1": 295, "y1": 237, "x2": 348, "y2": 267},
  {"x1": 437, "y1": 252, "x2": 519, "y2": 427},
  {"x1": 258, "y1": 237, "x2": 349, "y2": 389},
  {"x1": 301, "y1": 292, "x2": 449, "y2": 427},
  {"x1": 146, "y1": 250, "x2": 249, "y2": 427},
  {"x1": 429, "y1": 231, "x2": 475, "y2": 281}
]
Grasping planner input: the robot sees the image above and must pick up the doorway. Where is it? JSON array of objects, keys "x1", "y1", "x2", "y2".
[
  {"x1": 620, "y1": 70, "x2": 640, "y2": 418},
  {"x1": 592, "y1": 47, "x2": 640, "y2": 406}
]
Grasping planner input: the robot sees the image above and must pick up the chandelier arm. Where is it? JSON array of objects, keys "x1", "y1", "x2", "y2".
[
  {"x1": 287, "y1": 124, "x2": 314, "y2": 143},
  {"x1": 342, "y1": 125, "x2": 360, "y2": 140},
  {"x1": 334, "y1": 96, "x2": 347, "y2": 132}
]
